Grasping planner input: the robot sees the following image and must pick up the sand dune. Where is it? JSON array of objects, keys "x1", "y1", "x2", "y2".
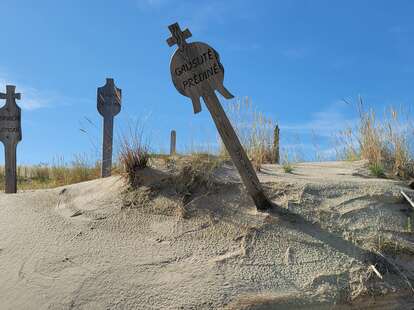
[{"x1": 1, "y1": 161, "x2": 413, "y2": 309}]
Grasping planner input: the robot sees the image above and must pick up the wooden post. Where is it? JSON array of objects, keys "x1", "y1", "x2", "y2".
[
  {"x1": 203, "y1": 93, "x2": 272, "y2": 208},
  {"x1": 4, "y1": 141, "x2": 18, "y2": 193},
  {"x1": 97, "y1": 78, "x2": 122, "y2": 178},
  {"x1": 273, "y1": 125, "x2": 280, "y2": 164},
  {"x1": 166, "y1": 22, "x2": 272, "y2": 211},
  {"x1": 170, "y1": 130, "x2": 176, "y2": 155},
  {"x1": 0, "y1": 85, "x2": 22, "y2": 193},
  {"x1": 102, "y1": 114, "x2": 114, "y2": 176}
]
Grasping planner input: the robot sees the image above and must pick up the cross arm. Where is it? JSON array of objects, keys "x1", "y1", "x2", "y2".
[
  {"x1": 0, "y1": 85, "x2": 21, "y2": 101},
  {"x1": 0, "y1": 92, "x2": 20, "y2": 100},
  {"x1": 166, "y1": 23, "x2": 192, "y2": 47}
]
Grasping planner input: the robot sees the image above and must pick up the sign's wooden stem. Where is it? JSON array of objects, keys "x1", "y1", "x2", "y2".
[
  {"x1": 101, "y1": 115, "x2": 114, "y2": 178},
  {"x1": 4, "y1": 141, "x2": 17, "y2": 193},
  {"x1": 202, "y1": 92, "x2": 272, "y2": 210}
]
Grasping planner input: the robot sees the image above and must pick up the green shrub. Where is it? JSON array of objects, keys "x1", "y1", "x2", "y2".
[{"x1": 369, "y1": 162, "x2": 385, "y2": 178}]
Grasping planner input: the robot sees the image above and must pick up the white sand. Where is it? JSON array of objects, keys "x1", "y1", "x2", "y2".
[{"x1": 1, "y1": 160, "x2": 413, "y2": 309}]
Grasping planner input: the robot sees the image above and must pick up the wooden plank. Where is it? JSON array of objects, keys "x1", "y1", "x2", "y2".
[
  {"x1": 401, "y1": 190, "x2": 414, "y2": 209},
  {"x1": 0, "y1": 85, "x2": 22, "y2": 194},
  {"x1": 97, "y1": 78, "x2": 121, "y2": 178},
  {"x1": 170, "y1": 130, "x2": 176, "y2": 155},
  {"x1": 166, "y1": 22, "x2": 272, "y2": 211}
]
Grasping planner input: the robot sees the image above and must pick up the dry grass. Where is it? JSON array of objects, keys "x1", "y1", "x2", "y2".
[
  {"x1": 220, "y1": 97, "x2": 277, "y2": 170},
  {"x1": 121, "y1": 153, "x2": 223, "y2": 218},
  {"x1": 118, "y1": 128, "x2": 150, "y2": 188},
  {"x1": 337, "y1": 98, "x2": 414, "y2": 179},
  {"x1": 0, "y1": 155, "x2": 101, "y2": 190},
  {"x1": 172, "y1": 153, "x2": 222, "y2": 197}
]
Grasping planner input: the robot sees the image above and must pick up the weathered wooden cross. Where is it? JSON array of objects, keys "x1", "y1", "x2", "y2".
[
  {"x1": 166, "y1": 23, "x2": 272, "y2": 211},
  {"x1": 0, "y1": 85, "x2": 22, "y2": 193},
  {"x1": 97, "y1": 78, "x2": 122, "y2": 178}
]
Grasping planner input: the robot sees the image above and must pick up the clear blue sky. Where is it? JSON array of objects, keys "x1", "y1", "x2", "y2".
[{"x1": 1, "y1": 0, "x2": 413, "y2": 164}]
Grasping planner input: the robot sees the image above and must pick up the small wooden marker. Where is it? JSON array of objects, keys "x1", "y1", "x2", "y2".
[
  {"x1": 273, "y1": 125, "x2": 280, "y2": 164},
  {"x1": 0, "y1": 85, "x2": 22, "y2": 193},
  {"x1": 97, "y1": 78, "x2": 122, "y2": 178},
  {"x1": 170, "y1": 130, "x2": 176, "y2": 155},
  {"x1": 166, "y1": 23, "x2": 272, "y2": 211}
]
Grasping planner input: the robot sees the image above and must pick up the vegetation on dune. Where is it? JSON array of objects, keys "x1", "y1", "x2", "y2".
[
  {"x1": 368, "y1": 162, "x2": 386, "y2": 178},
  {"x1": 282, "y1": 162, "x2": 294, "y2": 174},
  {"x1": 336, "y1": 97, "x2": 414, "y2": 179},
  {"x1": 121, "y1": 151, "x2": 224, "y2": 219},
  {"x1": 0, "y1": 155, "x2": 102, "y2": 190},
  {"x1": 118, "y1": 128, "x2": 150, "y2": 188},
  {"x1": 5, "y1": 94, "x2": 414, "y2": 191}
]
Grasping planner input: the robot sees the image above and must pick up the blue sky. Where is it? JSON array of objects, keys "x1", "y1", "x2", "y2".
[{"x1": 1, "y1": 0, "x2": 413, "y2": 164}]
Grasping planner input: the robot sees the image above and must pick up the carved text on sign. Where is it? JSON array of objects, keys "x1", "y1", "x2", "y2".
[{"x1": 173, "y1": 48, "x2": 222, "y2": 90}]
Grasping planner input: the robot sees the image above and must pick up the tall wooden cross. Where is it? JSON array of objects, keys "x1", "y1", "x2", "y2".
[
  {"x1": 0, "y1": 85, "x2": 22, "y2": 193},
  {"x1": 166, "y1": 23, "x2": 272, "y2": 211},
  {"x1": 97, "y1": 78, "x2": 121, "y2": 178}
]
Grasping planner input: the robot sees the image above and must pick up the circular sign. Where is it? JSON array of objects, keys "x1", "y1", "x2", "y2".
[{"x1": 170, "y1": 42, "x2": 226, "y2": 100}]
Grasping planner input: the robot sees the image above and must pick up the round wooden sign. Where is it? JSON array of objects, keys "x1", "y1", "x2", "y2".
[{"x1": 170, "y1": 42, "x2": 233, "y2": 113}]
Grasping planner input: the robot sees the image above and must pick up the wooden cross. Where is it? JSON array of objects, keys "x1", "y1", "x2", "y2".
[
  {"x1": 167, "y1": 23, "x2": 192, "y2": 48},
  {"x1": 0, "y1": 86, "x2": 21, "y2": 101},
  {"x1": 97, "y1": 78, "x2": 121, "y2": 178},
  {"x1": 166, "y1": 23, "x2": 273, "y2": 211},
  {"x1": 0, "y1": 85, "x2": 22, "y2": 193}
]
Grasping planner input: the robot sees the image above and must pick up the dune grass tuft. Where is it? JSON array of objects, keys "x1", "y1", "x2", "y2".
[
  {"x1": 337, "y1": 97, "x2": 414, "y2": 179},
  {"x1": 118, "y1": 129, "x2": 150, "y2": 188},
  {"x1": 368, "y1": 162, "x2": 386, "y2": 178},
  {"x1": 282, "y1": 162, "x2": 294, "y2": 173}
]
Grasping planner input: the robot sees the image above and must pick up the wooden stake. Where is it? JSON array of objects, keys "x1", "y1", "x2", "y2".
[
  {"x1": 273, "y1": 125, "x2": 280, "y2": 164},
  {"x1": 170, "y1": 130, "x2": 176, "y2": 155}
]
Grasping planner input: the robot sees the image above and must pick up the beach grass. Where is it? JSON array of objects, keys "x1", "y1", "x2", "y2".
[
  {"x1": 336, "y1": 97, "x2": 414, "y2": 179},
  {"x1": 219, "y1": 97, "x2": 278, "y2": 170},
  {"x1": 0, "y1": 155, "x2": 102, "y2": 190}
]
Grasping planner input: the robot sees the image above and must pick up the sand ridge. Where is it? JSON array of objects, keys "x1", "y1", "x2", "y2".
[{"x1": 0, "y1": 161, "x2": 413, "y2": 309}]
